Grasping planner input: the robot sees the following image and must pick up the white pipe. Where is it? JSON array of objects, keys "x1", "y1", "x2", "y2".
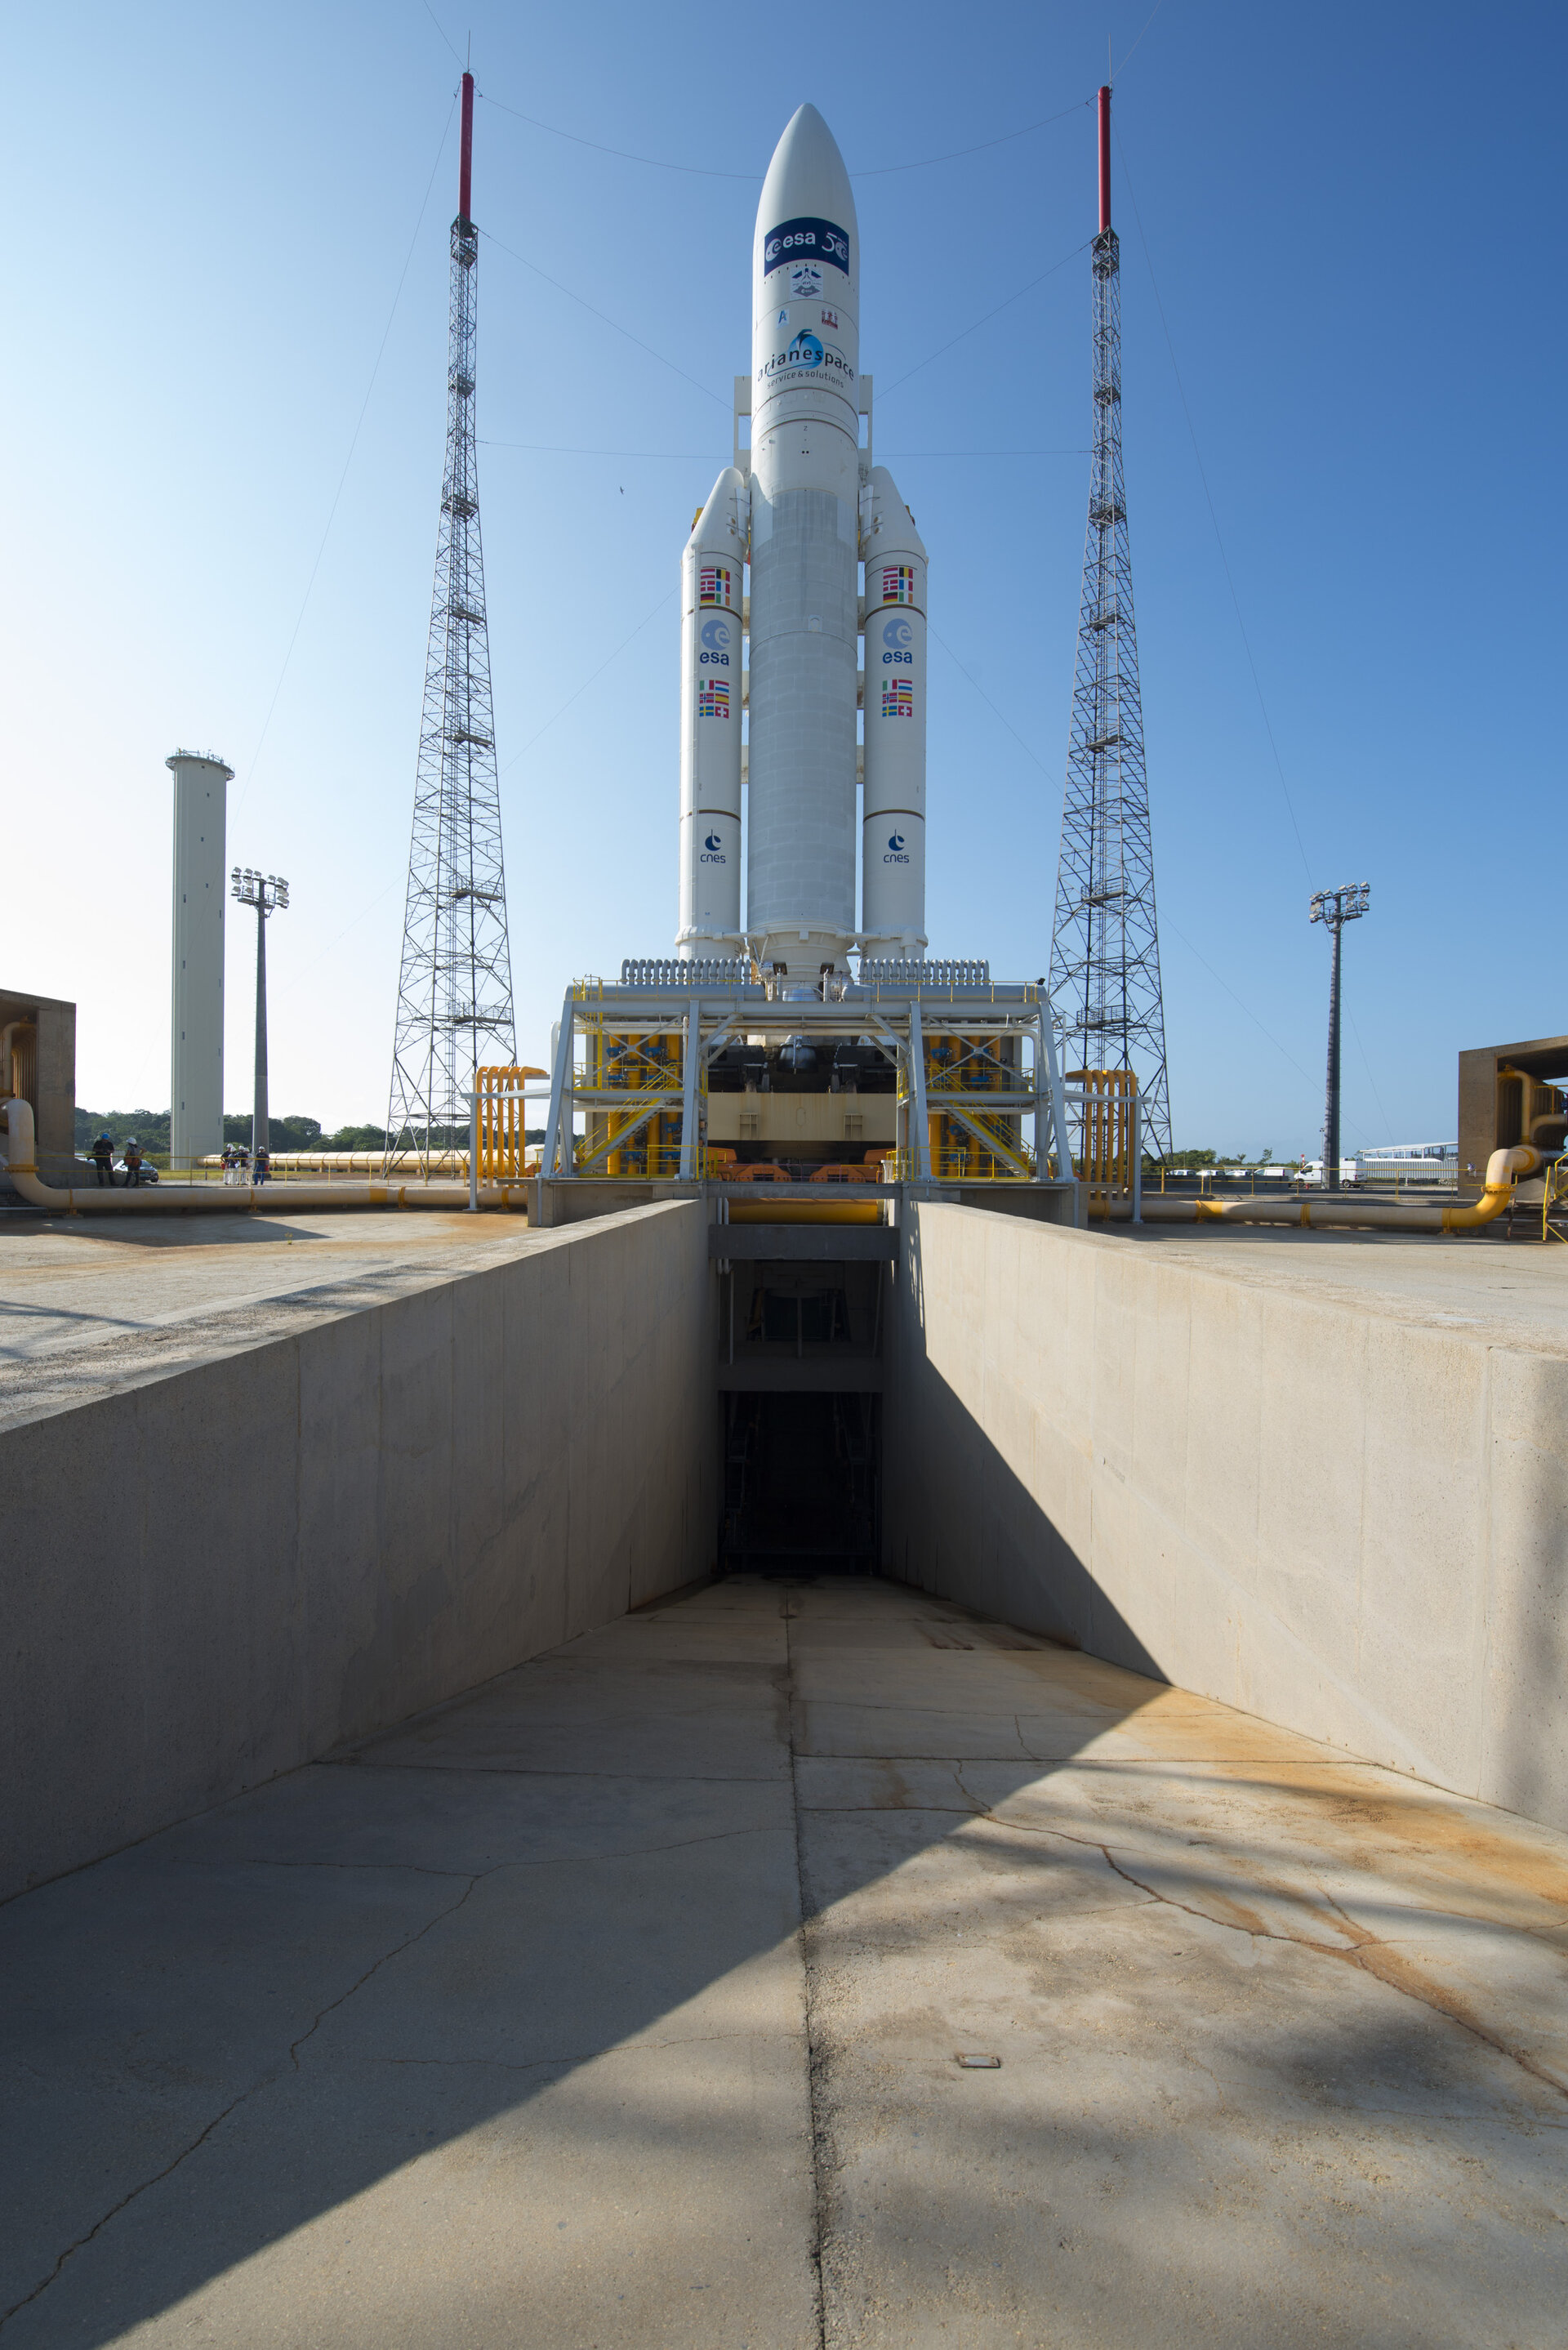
[{"x1": 0, "y1": 1099, "x2": 527, "y2": 1215}]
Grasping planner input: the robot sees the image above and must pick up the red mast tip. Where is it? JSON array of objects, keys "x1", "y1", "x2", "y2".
[
  {"x1": 1097, "y1": 85, "x2": 1111, "y2": 234},
  {"x1": 459, "y1": 70, "x2": 474, "y2": 223}
]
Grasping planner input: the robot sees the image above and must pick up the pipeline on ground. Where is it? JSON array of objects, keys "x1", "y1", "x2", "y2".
[
  {"x1": 1091, "y1": 1145, "x2": 1543, "y2": 1234},
  {"x1": 0, "y1": 1100, "x2": 528, "y2": 1216},
  {"x1": 3, "y1": 1098, "x2": 1543, "y2": 1237}
]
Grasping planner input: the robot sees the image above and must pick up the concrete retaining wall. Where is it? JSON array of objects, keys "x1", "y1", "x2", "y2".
[
  {"x1": 887, "y1": 1202, "x2": 1568, "y2": 1833},
  {"x1": 1, "y1": 1202, "x2": 718, "y2": 1899}
]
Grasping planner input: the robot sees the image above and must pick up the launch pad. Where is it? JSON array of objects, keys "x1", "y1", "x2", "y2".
[
  {"x1": 9, "y1": 54, "x2": 1568, "y2": 2350},
  {"x1": 537, "y1": 962, "x2": 1082, "y2": 1198}
]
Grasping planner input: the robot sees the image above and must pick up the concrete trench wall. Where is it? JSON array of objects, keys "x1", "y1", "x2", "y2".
[
  {"x1": 1, "y1": 1202, "x2": 717, "y2": 1901},
  {"x1": 12, "y1": 1187, "x2": 1568, "y2": 1902},
  {"x1": 885, "y1": 1201, "x2": 1568, "y2": 1835}
]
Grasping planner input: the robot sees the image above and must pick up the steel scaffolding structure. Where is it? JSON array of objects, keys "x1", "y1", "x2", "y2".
[
  {"x1": 537, "y1": 973, "x2": 1075, "y2": 1193},
  {"x1": 387, "y1": 72, "x2": 515, "y2": 1171},
  {"x1": 1048, "y1": 83, "x2": 1171, "y2": 1160}
]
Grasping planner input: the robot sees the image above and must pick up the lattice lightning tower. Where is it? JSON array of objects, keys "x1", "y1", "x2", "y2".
[
  {"x1": 388, "y1": 71, "x2": 515, "y2": 1168},
  {"x1": 1048, "y1": 82, "x2": 1170, "y2": 1158}
]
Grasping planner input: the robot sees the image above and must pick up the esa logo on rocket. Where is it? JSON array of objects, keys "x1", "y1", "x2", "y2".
[
  {"x1": 763, "y1": 216, "x2": 850, "y2": 276},
  {"x1": 698, "y1": 618, "x2": 732, "y2": 667}
]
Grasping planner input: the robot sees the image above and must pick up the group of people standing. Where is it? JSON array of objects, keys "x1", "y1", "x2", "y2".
[
  {"x1": 220, "y1": 1144, "x2": 271, "y2": 1185},
  {"x1": 86, "y1": 1132, "x2": 152, "y2": 1187},
  {"x1": 80, "y1": 1135, "x2": 274, "y2": 1188}
]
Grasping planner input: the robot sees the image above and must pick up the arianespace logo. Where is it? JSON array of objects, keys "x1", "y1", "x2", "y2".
[
  {"x1": 884, "y1": 831, "x2": 909, "y2": 865},
  {"x1": 699, "y1": 617, "x2": 732, "y2": 667},
  {"x1": 763, "y1": 328, "x2": 854, "y2": 387},
  {"x1": 763, "y1": 216, "x2": 850, "y2": 276},
  {"x1": 702, "y1": 831, "x2": 727, "y2": 864}
]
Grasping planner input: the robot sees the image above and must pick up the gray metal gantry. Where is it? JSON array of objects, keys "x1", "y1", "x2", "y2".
[
  {"x1": 386, "y1": 85, "x2": 517, "y2": 1173},
  {"x1": 537, "y1": 971, "x2": 1075, "y2": 1193},
  {"x1": 1048, "y1": 138, "x2": 1172, "y2": 1159}
]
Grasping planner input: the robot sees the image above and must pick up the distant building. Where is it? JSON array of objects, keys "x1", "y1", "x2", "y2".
[
  {"x1": 0, "y1": 987, "x2": 78, "y2": 1184},
  {"x1": 1458, "y1": 1037, "x2": 1568, "y2": 1197}
]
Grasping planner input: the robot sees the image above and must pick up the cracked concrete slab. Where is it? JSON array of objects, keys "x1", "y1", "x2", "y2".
[
  {"x1": 349, "y1": 1654, "x2": 792, "y2": 1781},
  {"x1": 0, "y1": 1854, "x2": 474, "y2": 2322},
  {"x1": 150, "y1": 1759, "x2": 794, "y2": 1876},
  {"x1": 4, "y1": 1576, "x2": 1566, "y2": 2347}
]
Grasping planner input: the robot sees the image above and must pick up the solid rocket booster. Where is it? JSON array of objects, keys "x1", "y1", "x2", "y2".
[
  {"x1": 861, "y1": 467, "x2": 928, "y2": 949},
  {"x1": 678, "y1": 468, "x2": 747, "y2": 946},
  {"x1": 676, "y1": 103, "x2": 927, "y2": 970}
]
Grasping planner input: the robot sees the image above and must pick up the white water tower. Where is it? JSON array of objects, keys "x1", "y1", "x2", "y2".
[{"x1": 167, "y1": 750, "x2": 232, "y2": 1168}]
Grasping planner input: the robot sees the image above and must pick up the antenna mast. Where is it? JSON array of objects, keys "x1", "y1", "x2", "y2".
[
  {"x1": 1048, "y1": 83, "x2": 1172, "y2": 1158},
  {"x1": 387, "y1": 70, "x2": 517, "y2": 1171}
]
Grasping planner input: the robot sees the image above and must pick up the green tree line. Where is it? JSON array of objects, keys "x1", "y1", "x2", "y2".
[{"x1": 75, "y1": 1109, "x2": 394, "y2": 1159}]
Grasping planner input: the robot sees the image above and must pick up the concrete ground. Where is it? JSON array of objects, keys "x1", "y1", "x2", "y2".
[
  {"x1": 3, "y1": 1576, "x2": 1565, "y2": 2348},
  {"x1": 0, "y1": 1207, "x2": 541, "y2": 1431},
  {"x1": 7, "y1": 1206, "x2": 1568, "y2": 1435},
  {"x1": 1111, "y1": 1217, "x2": 1568, "y2": 1353}
]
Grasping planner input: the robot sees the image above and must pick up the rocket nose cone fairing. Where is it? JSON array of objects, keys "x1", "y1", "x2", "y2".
[
  {"x1": 753, "y1": 103, "x2": 858, "y2": 295},
  {"x1": 761, "y1": 100, "x2": 854, "y2": 206},
  {"x1": 751, "y1": 102, "x2": 859, "y2": 466},
  {"x1": 746, "y1": 106, "x2": 862, "y2": 974}
]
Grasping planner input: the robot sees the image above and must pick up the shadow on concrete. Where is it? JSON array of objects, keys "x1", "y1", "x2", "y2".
[
  {"x1": 888, "y1": 1206, "x2": 1166, "y2": 1679},
  {"x1": 890, "y1": 1219, "x2": 1165, "y2": 1679},
  {"x1": 890, "y1": 1359, "x2": 1169, "y2": 1680},
  {"x1": 0, "y1": 1587, "x2": 1158, "y2": 2343},
  {"x1": 4, "y1": 1582, "x2": 1566, "y2": 2347},
  {"x1": 10, "y1": 1213, "x2": 336, "y2": 1251}
]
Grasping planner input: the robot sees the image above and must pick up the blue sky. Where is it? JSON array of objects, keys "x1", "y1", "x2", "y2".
[{"x1": 2, "y1": 2, "x2": 1561, "y2": 1153}]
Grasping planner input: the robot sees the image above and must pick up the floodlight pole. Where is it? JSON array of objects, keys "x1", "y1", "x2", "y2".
[
  {"x1": 254, "y1": 906, "x2": 269, "y2": 1155},
  {"x1": 232, "y1": 869, "x2": 290, "y2": 1158},
  {"x1": 1309, "y1": 884, "x2": 1369, "y2": 1193}
]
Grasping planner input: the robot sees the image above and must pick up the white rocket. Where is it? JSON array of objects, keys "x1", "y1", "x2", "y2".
[{"x1": 677, "y1": 104, "x2": 928, "y2": 972}]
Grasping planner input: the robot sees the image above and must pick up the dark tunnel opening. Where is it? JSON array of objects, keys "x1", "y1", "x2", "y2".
[{"x1": 720, "y1": 1389, "x2": 881, "y2": 1576}]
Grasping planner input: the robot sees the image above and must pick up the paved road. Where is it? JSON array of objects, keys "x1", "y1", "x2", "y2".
[{"x1": 4, "y1": 1577, "x2": 1566, "y2": 2346}]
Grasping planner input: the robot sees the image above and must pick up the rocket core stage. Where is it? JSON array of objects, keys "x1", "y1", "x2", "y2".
[{"x1": 677, "y1": 105, "x2": 928, "y2": 974}]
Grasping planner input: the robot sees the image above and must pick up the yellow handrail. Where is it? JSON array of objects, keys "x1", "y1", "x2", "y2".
[
  {"x1": 1544, "y1": 1157, "x2": 1568, "y2": 1244},
  {"x1": 476, "y1": 1065, "x2": 546, "y2": 1183}
]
